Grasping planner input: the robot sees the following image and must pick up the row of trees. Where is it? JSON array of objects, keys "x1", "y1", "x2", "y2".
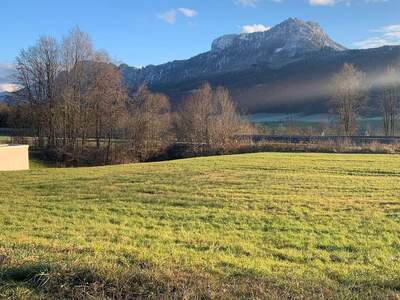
[
  {"x1": 330, "y1": 63, "x2": 399, "y2": 137},
  {"x1": 15, "y1": 28, "x2": 125, "y2": 152},
  {"x1": 3, "y1": 27, "x2": 399, "y2": 165},
  {"x1": 10, "y1": 27, "x2": 251, "y2": 164}
]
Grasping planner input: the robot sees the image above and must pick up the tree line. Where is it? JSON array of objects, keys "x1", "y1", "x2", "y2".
[
  {"x1": 7, "y1": 27, "x2": 252, "y2": 165},
  {"x1": 1, "y1": 27, "x2": 399, "y2": 165},
  {"x1": 330, "y1": 63, "x2": 399, "y2": 137}
]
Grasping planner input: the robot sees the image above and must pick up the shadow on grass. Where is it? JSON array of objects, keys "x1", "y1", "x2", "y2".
[
  {"x1": 1, "y1": 263, "x2": 52, "y2": 283},
  {"x1": 0, "y1": 262, "x2": 214, "y2": 299},
  {"x1": 1, "y1": 263, "x2": 126, "y2": 299},
  {"x1": 1, "y1": 261, "x2": 399, "y2": 299},
  {"x1": 0, "y1": 261, "x2": 288, "y2": 299}
]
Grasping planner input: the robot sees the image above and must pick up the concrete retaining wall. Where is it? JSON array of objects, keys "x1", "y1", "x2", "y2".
[{"x1": 0, "y1": 145, "x2": 29, "y2": 171}]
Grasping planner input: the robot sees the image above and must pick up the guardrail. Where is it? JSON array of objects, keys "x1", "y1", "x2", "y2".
[
  {"x1": 238, "y1": 135, "x2": 400, "y2": 145},
  {"x1": 2, "y1": 128, "x2": 400, "y2": 146}
]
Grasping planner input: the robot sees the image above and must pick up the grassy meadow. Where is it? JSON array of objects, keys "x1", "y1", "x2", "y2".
[
  {"x1": 248, "y1": 113, "x2": 384, "y2": 133},
  {"x1": 0, "y1": 153, "x2": 400, "y2": 299}
]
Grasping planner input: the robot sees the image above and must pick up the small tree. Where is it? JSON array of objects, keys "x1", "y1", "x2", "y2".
[
  {"x1": 176, "y1": 83, "x2": 213, "y2": 152},
  {"x1": 380, "y1": 67, "x2": 399, "y2": 137},
  {"x1": 126, "y1": 85, "x2": 171, "y2": 161},
  {"x1": 176, "y1": 83, "x2": 250, "y2": 153},
  {"x1": 330, "y1": 63, "x2": 366, "y2": 136},
  {"x1": 210, "y1": 87, "x2": 246, "y2": 151}
]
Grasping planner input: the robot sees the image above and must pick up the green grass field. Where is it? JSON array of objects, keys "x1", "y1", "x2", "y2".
[{"x1": 1, "y1": 153, "x2": 400, "y2": 299}]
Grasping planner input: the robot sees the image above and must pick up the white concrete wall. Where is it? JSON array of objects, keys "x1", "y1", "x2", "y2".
[{"x1": 0, "y1": 145, "x2": 29, "y2": 171}]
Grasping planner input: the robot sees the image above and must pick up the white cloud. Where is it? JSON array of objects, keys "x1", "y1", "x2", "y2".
[
  {"x1": 309, "y1": 0, "x2": 351, "y2": 6},
  {"x1": 0, "y1": 64, "x2": 15, "y2": 77},
  {"x1": 355, "y1": 24, "x2": 400, "y2": 49},
  {"x1": 0, "y1": 64, "x2": 16, "y2": 84},
  {"x1": 373, "y1": 24, "x2": 400, "y2": 36},
  {"x1": 0, "y1": 64, "x2": 21, "y2": 93},
  {"x1": 309, "y1": 0, "x2": 387, "y2": 6},
  {"x1": 157, "y1": 10, "x2": 177, "y2": 24},
  {"x1": 177, "y1": 8, "x2": 197, "y2": 18},
  {"x1": 235, "y1": 0, "x2": 258, "y2": 7},
  {"x1": 0, "y1": 83, "x2": 20, "y2": 93},
  {"x1": 158, "y1": 8, "x2": 198, "y2": 24},
  {"x1": 234, "y1": 0, "x2": 385, "y2": 7},
  {"x1": 234, "y1": 0, "x2": 389, "y2": 6},
  {"x1": 241, "y1": 24, "x2": 271, "y2": 34},
  {"x1": 309, "y1": 0, "x2": 336, "y2": 5}
]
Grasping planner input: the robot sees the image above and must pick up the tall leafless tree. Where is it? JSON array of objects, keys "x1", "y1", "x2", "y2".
[
  {"x1": 330, "y1": 63, "x2": 366, "y2": 136},
  {"x1": 15, "y1": 27, "x2": 132, "y2": 164},
  {"x1": 16, "y1": 36, "x2": 60, "y2": 147},
  {"x1": 87, "y1": 52, "x2": 127, "y2": 162},
  {"x1": 126, "y1": 85, "x2": 171, "y2": 161},
  {"x1": 176, "y1": 83, "x2": 213, "y2": 152},
  {"x1": 380, "y1": 67, "x2": 399, "y2": 137},
  {"x1": 210, "y1": 87, "x2": 247, "y2": 151},
  {"x1": 60, "y1": 26, "x2": 93, "y2": 152}
]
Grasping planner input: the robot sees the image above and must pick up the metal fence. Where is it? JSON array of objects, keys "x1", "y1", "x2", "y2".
[
  {"x1": 238, "y1": 135, "x2": 400, "y2": 145},
  {"x1": 2, "y1": 127, "x2": 400, "y2": 146}
]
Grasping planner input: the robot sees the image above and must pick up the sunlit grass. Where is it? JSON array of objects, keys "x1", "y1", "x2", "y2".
[
  {"x1": 0, "y1": 136, "x2": 12, "y2": 144},
  {"x1": 28, "y1": 159, "x2": 54, "y2": 170},
  {"x1": 1, "y1": 153, "x2": 399, "y2": 298}
]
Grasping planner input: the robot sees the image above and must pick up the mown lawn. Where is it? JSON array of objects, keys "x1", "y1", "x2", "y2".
[{"x1": 0, "y1": 153, "x2": 400, "y2": 299}]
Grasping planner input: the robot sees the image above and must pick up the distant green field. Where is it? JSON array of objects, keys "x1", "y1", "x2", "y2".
[
  {"x1": 256, "y1": 119, "x2": 383, "y2": 132},
  {"x1": 248, "y1": 113, "x2": 385, "y2": 132},
  {"x1": 1, "y1": 153, "x2": 400, "y2": 299}
]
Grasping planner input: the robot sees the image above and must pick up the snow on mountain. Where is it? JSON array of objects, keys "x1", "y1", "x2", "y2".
[{"x1": 211, "y1": 34, "x2": 239, "y2": 52}]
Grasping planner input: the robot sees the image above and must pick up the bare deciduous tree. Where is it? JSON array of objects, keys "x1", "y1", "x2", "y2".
[
  {"x1": 13, "y1": 27, "x2": 254, "y2": 166},
  {"x1": 210, "y1": 87, "x2": 247, "y2": 151},
  {"x1": 380, "y1": 67, "x2": 399, "y2": 137},
  {"x1": 87, "y1": 52, "x2": 127, "y2": 162},
  {"x1": 177, "y1": 83, "x2": 213, "y2": 152},
  {"x1": 60, "y1": 26, "x2": 93, "y2": 152},
  {"x1": 126, "y1": 85, "x2": 171, "y2": 161},
  {"x1": 15, "y1": 27, "x2": 132, "y2": 164},
  {"x1": 177, "y1": 83, "x2": 251, "y2": 153},
  {"x1": 16, "y1": 36, "x2": 60, "y2": 147},
  {"x1": 330, "y1": 63, "x2": 366, "y2": 136}
]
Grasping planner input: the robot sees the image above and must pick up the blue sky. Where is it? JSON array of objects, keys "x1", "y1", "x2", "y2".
[{"x1": 0, "y1": 0, "x2": 399, "y2": 70}]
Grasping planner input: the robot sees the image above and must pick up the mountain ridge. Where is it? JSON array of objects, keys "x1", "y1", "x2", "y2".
[
  {"x1": 121, "y1": 18, "x2": 400, "y2": 115},
  {"x1": 121, "y1": 18, "x2": 348, "y2": 89}
]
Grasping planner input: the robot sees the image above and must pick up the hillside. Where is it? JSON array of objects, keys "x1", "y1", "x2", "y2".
[
  {"x1": 1, "y1": 153, "x2": 400, "y2": 299},
  {"x1": 120, "y1": 18, "x2": 400, "y2": 115},
  {"x1": 121, "y1": 18, "x2": 346, "y2": 86}
]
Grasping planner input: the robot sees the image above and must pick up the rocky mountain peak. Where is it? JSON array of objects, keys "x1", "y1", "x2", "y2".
[
  {"x1": 211, "y1": 18, "x2": 346, "y2": 54},
  {"x1": 211, "y1": 34, "x2": 239, "y2": 52},
  {"x1": 121, "y1": 18, "x2": 348, "y2": 88},
  {"x1": 269, "y1": 17, "x2": 346, "y2": 52}
]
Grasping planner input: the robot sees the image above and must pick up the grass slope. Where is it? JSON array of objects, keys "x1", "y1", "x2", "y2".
[{"x1": 1, "y1": 153, "x2": 400, "y2": 299}]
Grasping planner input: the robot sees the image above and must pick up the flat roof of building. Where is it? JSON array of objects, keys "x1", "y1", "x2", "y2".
[{"x1": 0, "y1": 144, "x2": 29, "y2": 148}]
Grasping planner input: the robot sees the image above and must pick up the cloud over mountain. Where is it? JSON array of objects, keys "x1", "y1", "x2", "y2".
[
  {"x1": 158, "y1": 7, "x2": 198, "y2": 24},
  {"x1": 355, "y1": 24, "x2": 400, "y2": 49},
  {"x1": 241, "y1": 24, "x2": 271, "y2": 34},
  {"x1": 0, "y1": 64, "x2": 19, "y2": 92}
]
